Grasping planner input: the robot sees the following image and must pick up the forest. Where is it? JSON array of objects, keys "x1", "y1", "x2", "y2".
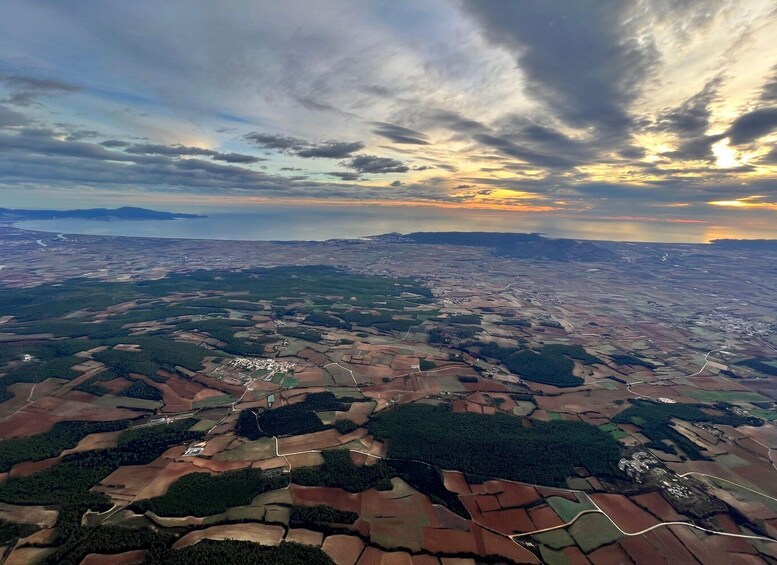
[
  {"x1": 474, "y1": 342, "x2": 600, "y2": 387},
  {"x1": 0, "y1": 419, "x2": 129, "y2": 472},
  {"x1": 613, "y1": 399, "x2": 760, "y2": 459},
  {"x1": 236, "y1": 392, "x2": 348, "y2": 438},
  {"x1": 290, "y1": 504, "x2": 358, "y2": 525},
  {"x1": 134, "y1": 468, "x2": 287, "y2": 516},
  {"x1": 367, "y1": 404, "x2": 621, "y2": 486}
]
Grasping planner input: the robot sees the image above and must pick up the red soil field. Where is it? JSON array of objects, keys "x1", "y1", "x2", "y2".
[
  {"x1": 322, "y1": 534, "x2": 365, "y2": 565},
  {"x1": 619, "y1": 530, "x2": 688, "y2": 564},
  {"x1": 422, "y1": 527, "x2": 478, "y2": 555},
  {"x1": 528, "y1": 505, "x2": 564, "y2": 530},
  {"x1": 630, "y1": 491, "x2": 686, "y2": 521},
  {"x1": 590, "y1": 493, "x2": 659, "y2": 533},
  {"x1": 200, "y1": 434, "x2": 234, "y2": 457},
  {"x1": 291, "y1": 485, "x2": 362, "y2": 514},
  {"x1": 278, "y1": 428, "x2": 342, "y2": 453},
  {"x1": 736, "y1": 437, "x2": 771, "y2": 459},
  {"x1": 285, "y1": 528, "x2": 324, "y2": 547},
  {"x1": 381, "y1": 551, "x2": 414, "y2": 565},
  {"x1": 191, "y1": 373, "x2": 244, "y2": 396},
  {"x1": 190, "y1": 458, "x2": 250, "y2": 472},
  {"x1": 488, "y1": 481, "x2": 541, "y2": 508},
  {"x1": 81, "y1": 550, "x2": 146, "y2": 565},
  {"x1": 355, "y1": 546, "x2": 385, "y2": 565},
  {"x1": 131, "y1": 461, "x2": 206, "y2": 500},
  {"x1": 98, "y1": 377, "x2": 133, "y2": 394},
  {"x1": 474, "y1": 494, "x2": 501, "y2": 513},
  {"x1": 477, "y1": 526, "x2": 540, "y2": 563},
  {"x1": 479, "y1": 507, "x2": 535, "y2": 535},
  {"x1": 9, "y1": 457, "x2": 60, "y2": 477},
  {"x1": 430, "y1": 505, "x2": 469, "y2": 531},
  {"x1": 536, "y1": 487, "x2": 577, "y2": 501},
  {"x1": 410, "y1": 556, "x2": 440, "y2": 565},
  {"x1": 0, "y1": 409, "x2": 46, "y2": 439},
  {"x1": 588, "y1": 543, "x2": 633, "y2": 565},
  {"x1": 562, "y1": 546, "x2": 592, "y2": 564},
  {"x1": 451, "y1": 399, "x2": 468, "y2": 413},
  {"x1": 62, "y1": 430, "x2": 123, "y2": 454}
]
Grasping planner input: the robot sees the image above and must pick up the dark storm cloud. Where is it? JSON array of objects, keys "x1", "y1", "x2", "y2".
[
  {"x1": 0, "y1": 71, "x2": 81, "y2": 106},
  {"x1": 372, "y1": 122, "x2": 430, "y2": 145},
  {"x1": 341, "y1": 154, "x2": 409, "y2": 174},
  {"x1": 244, "y1": 132, "x2": 364, "y2": 158},
  {"x1": 725, "y1": 107, "x2": 777, "y2": 145},
  {"x1": 460, "y1": 0, "x2": 657, "y2": 138},
  {"x1": 125, "y1": 143, "x2": 265, "y2": 164}
]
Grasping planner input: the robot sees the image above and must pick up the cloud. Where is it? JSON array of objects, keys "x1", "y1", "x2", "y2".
[
  {"x1": 0, "y1": 104, "x2": 28, "y2": 127},
  {"x1": 0, "y1": 71, "x2": 81, "y2": 106},
  {"x1": 460, "y1": 0, "x2": 657, "y2": 138},
  {"x1": 655, "y1": 76, "x2": 723, "y2": 138},
  {"x1": 217, "y1": 152, "x2": 265, "y2": 164},
  {"x1": 295, "y1": 140, "x2": 365, "y2": 158},
  {"x1": 245, "y1": 132, "x2": 364, "y2": 158},
  {"x1": 473, "y1": 133, "x2": 578, "y2": 168},
  {"x1": 341, "y1": 154, "x2": 409, "y2": 174},
  {"x1": 243, "y1": 132, "x2": 300, "y2": 151},
  {"x1": 760, "y1": 63, "x2": 777, "y2": 102},
  {"x1": 390, "y1": 180, "x2": 402, "y2": 186},
  {"x1": 372, "y1": 122, "x2": 430, "y2": 145},
  {"x1": 99, "y1": 139, "x2": 130, "y2": 148},
  {"x1": 326, "y1": 171, "x2": 361, "y2": 181},
  {"x1": 725, "y1": 107, "x2": 777, "y2": 145},
  {"x1": 0, "y1": 127, "x2": 322, "y2": 194},
  {"x1": 124, "y1": 143, "x2": 264, "y2": 164}
]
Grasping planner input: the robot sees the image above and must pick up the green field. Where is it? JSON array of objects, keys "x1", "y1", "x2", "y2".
[
  {"x1": 598, "y1": 422, "x2": 627, "y2": 440},
  {"x1": 567, "y1": 512, "x2": 621, "y2": 552},
  {"x1": 546, "y1": 494, "x2": 595, "y2": 523},
  {"x1": 192, "y1": 394, "x2": 236, "y2": 409},
  {"x1": 533, "y1": 528, "x2": 575, "y2": 549},
  {"x1": 684, "y1": 389, "x2": 770, "y2": 403}
]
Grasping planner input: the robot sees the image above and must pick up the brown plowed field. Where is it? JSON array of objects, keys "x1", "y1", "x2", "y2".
[
  {"x1": 590, "y1": 493, "x2": 659, "y2": 533},
  {"x1": 322, "y1": 534, "x2": 365, "y2": 565}
]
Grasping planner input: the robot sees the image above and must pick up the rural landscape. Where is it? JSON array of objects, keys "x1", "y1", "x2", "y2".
[{"x1": 0, "y1": 225, "x2": 776, "y2": 564}]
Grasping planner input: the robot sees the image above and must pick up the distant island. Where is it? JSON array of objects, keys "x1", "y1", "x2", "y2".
[
  {"x1": 371, "y1": 231, "x2": 616, "y2": 262},
  {"x1": 711, "y1": 239, "x2": 777, "y2": 250},
  {"x1": 0, "y1": 206, "x2": 204, "y2": 222}
]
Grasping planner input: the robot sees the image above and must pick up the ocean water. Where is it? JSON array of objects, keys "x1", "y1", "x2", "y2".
[{"x1": 12, "y1": 205, "x2": 766, "y2": 243}]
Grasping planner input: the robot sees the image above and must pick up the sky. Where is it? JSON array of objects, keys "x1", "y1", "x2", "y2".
[{"x1": 1, "y1": 0, "x2": 777, "y2": 236}]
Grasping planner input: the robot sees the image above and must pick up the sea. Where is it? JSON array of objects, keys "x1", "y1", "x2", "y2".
[{"x1": 11, "y1": 205, "x2": 766, "y2": 244}]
